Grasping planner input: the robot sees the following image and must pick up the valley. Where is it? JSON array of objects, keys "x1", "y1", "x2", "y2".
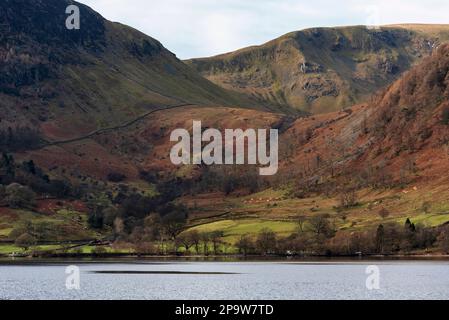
[{"x1": 1, "y1": 0, "x2": 449, "y2": 258}]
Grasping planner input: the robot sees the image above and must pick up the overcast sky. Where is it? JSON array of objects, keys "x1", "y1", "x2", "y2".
[{"x1": 78, "y1": 0, "x2": 449, "y2": 59}]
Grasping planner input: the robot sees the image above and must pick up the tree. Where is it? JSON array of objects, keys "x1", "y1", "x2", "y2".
[
  {"x1": 402, "y1": 218, "x2": 417, "y2": 252},
  {"x1": 113, "y1": 217, "x2": 125, "y2": 238},
  {"x1": 308, "y1": 215, "x2": 336, "y2": 241},
  {"x1": 5, "y1": 183, "x2": 36, "y2": 209},
  {"x1": 200, "y1": 232, "x2": 211, "y2": 255},
  {"x1": 161, "y1": 211, "x2": 187, "y2": 240},
  {"x1": 0, "y1": 153, "x2": 15, "y2": 184},
  {"x1": 297, "y1": 215, "x2": 307, "y2": 233},
  {"x1": 236, "y1": 235, "x2": 254, "y2": 256},
  {"x1": 86, "y1": 193, "x2": 112, "y2": 229},
  {"x1": 338, "y1": 184, "x2": 358, "y2": 208},
  {"x1": 87, "y1": 193, "x2": 113, "y2": 229},
  {"x1": 177, "y1": 232, "x2": 195, "y2": 253},
  {"x1": 15, "y1": 233, "x2": 36, "y2": 251},
  {"x1": 210, "y1": 231, "x2": 224, "y2": 255},
  {"x1": 0, "y1": 127, "x2": 41, "y2": 152},
  {"x1": 375, "y1": 224, "x2": 385, "y2": 254},
  {"x1": 0, "y1": 185, "x2": 5, "y2": 202},
  {"x1": 405, "y1": 218, "x2": 416, "y2": 233},
  {"x1": 256, "y1": 228, "x2": 277, "y2": 255},
  {"x1": 103, "y1": 206, "x2": 119, "y2": 227},
  {"x1": 189, "y1": 230, "x2": 201, "y2": 254},
  {"x1": 33, "y1": 221, "x2": 53, "y2": 241},
  {"x1": 438, "y1": 226, "x2": 449, "y2": 253}
]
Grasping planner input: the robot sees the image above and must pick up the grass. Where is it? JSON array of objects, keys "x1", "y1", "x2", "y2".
[
  {"x1": 0, "y1": 245, "x2": 21, "y2": 254},
  {"x1": 0, "y1": 228, "x2": 13, "y2": 237},
  {"x1": 0, "y1": 244, "x2": 135, "y2": 255},
  {"x1": 188, "y1": 219, "x2": 297, "y2": 243},
  {"x1": 183, "y1": 184, "x2": 449, "y2": 245},
  {"x1": 0, "y1": 207, "x2": 100, "y2": 242},
  {"x1": 405, "y1": 213, "x2": 449, "y2": 227}
]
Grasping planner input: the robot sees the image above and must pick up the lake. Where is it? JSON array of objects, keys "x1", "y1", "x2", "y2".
[{"x1": 0, "y1": 259, "x2": 448, "y2": 300}]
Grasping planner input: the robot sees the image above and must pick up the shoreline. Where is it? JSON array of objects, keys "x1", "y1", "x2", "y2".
[{"x1": 1, "y1": 253, "x2": 449, "y2": 264}]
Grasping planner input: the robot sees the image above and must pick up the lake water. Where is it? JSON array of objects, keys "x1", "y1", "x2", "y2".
[{"x1": 0, "y1": 259, "x2": 448, "y2": 300}]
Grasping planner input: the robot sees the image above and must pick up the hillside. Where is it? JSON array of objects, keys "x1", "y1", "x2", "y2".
[
  {"x1": 177, "y1": 44, "x2": 449, "y2": 254},
  {"x1": 186, "y1": 25, "x2": 449, "y2": 114},
  {"x1": 0, "y1": 0, "x2": 271, "y2": 145},
  {"x1": 0, "y1": 0, "x2": 448, "y2": 256},
  {"x1": 0, "y1": 0, "x2": 288, "y2": 253}
]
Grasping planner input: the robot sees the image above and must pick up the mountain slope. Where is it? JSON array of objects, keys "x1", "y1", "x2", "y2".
[
  {"x1": 186, "y1": 25, "x2": 449, "y2": 114},
  {"x1": 0, "y1": 0, "x2": 268, "y2": 143},
  {"x1": 179, "y1": 43, "x2": 449, "y2": 248},
  {"x1": 278, "y1": 42, "x2": 449, "y2": 190},
  {"x1": 1, "y1": 1, "x2": 448, "y2": 253}
]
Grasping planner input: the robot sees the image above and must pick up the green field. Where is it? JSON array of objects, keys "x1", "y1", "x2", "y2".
[
  {"x1": 0, "y1": 208, "x2": 101, "y2": 242},
  {"x1": 188, "y1": 219, "x2": 297, "y2": 243}
]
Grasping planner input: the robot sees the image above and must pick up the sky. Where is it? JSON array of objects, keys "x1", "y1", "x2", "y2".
[{"x1": 78, "y1": 0, "x2": 449, "y2": 59}]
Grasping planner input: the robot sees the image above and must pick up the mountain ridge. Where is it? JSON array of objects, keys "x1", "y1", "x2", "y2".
[
  {"x1": 0, "y1": 0, "x2": 277, "y2": 144},
  {"x1": 186, "y1": 24, "x2": 449, "y2": 114}
]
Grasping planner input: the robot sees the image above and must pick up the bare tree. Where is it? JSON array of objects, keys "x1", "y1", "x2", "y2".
[
  {"x1": 338, "y1": 178, "x2": 358, "y2": 208},
  {"x1": 200, "y1": 232, "x2": 211, "y2": 255},
  {"x1": 209, "y1": 231, "x2": 224, "y2": 255},
  {"x1": 236, "y1": 235, "x2": 254, "y2": 256},
  {"x1": 15, "y1": 233, "x2": 36, "y2": 251},
  {"x1": 188, "y1": 230, "x2": 201, "y2": 254},
  {"x1": 308, "y1": 215, "x2": 336, "y2": 241},
  {"x1": 297, "y1": 215, "x2": 307, "y2": 233},
  {"x1": 256, "y1": 228, "x2": 277, "y2": 255}
]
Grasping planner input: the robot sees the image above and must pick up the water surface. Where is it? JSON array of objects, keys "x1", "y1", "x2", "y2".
[{"x1": 0, "y1": 259, "x2": 448, "y2": 300}]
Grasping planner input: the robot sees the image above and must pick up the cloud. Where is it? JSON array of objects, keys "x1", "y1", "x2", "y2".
[{"x1": 77, "y1": 0, "x2": 449, "y2": 59}]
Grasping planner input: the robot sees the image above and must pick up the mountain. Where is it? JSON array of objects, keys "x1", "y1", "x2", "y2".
[
  {"x1": 1, "y1": 0, "x2": 449, "y2": 255},
  {"x1": 186, "y1": 24, "x2": 449, "y2": 114},
  {"x1": 277, "y1": 42, "x2": 449, "y2": 191},
  {"x1": 0, "y1": 0, "x2": 288, "y2": 183},
  {"x1": 0, "y1": 0, "x2": 269, "y2": 143}
]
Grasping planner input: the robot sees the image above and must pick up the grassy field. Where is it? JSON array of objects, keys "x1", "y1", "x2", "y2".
[
  {"x1": 183, "y1": 185, "x2": 449, "y2": 245},
  {"x1": 188, "y1": 219, "x2": 298, "y2": 243},
  {"x1": 0, "y1": 205, "x2": 101, "y2": 242}
]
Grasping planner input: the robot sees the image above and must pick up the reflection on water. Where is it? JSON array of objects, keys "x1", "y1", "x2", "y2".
[
  {"x1": 91, "y1": 270, "x2": 239, "y2": 275},
  {"x1": 0, "y1": 259, "x2": 449, "y2": 300}
]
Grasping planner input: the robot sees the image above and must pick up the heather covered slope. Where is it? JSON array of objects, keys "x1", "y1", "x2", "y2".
[
  {"x1": 186, "y1": 25, "x2": 449, "y2": 114},
  {"x1": 278, "y1": 43, "x2": 449, "y2": 186}
]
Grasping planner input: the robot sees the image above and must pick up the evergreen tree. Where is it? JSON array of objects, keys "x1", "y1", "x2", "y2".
[{"x1": 375, "y1": 224, "x2": 385, "y2": 254}]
